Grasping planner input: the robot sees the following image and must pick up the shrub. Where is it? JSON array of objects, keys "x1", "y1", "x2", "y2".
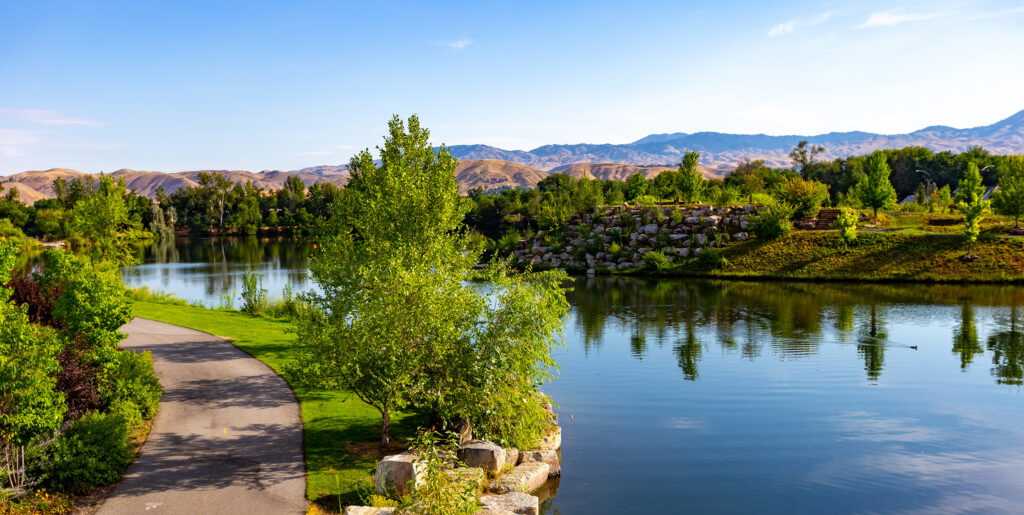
[
  {"x1": 608, "y1": 242, "x2": 623, "y2": 256},
  {"x1": 751, "y1": 203, "x2": 795, "y2": 240},
  {"x1": 267, "y1": 283, "x2": 302, "y2": 319},
  {"x1": 99, "y1": 350, "x2": 161, "y2": 428},
  {"x1": 833, "y1": 207, "x2": 859, "y2": 252},
  {"x1": 399, "y1": 431, "x2": 480, "y2": 515},
  {"x1": 641, "y1": 251, "x2": 671, "y2": 272},
  {"x1": 670, "y1": 205, "x2": 684, "y2": 224},
  {"x1": 32, "y1": 412, "x2": 134, "y2": 494},
  {"x1": 775, "y1": 177, "x2": 830, "y2": 220},
  {"x1": 696, "y1": 247, "x2": 729, "y2": 270},
  {"x1": 240, "y1": 271, "x2": 268, "y2": 316}
]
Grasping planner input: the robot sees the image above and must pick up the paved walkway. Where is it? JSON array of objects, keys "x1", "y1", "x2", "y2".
[{"x1": 98, "y1": 318, "x2": 306, "y2": 515}]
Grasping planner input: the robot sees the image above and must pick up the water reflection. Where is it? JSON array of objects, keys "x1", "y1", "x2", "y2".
[
  {"x1": 124, "y1": 236, "x2": 314, "y2": 306},
  {"x1": 569, "y1": 277, "x2": 1024, "y2": 386}
]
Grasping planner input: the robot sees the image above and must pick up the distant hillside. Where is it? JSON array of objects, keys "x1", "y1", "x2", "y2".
[
  {"x1": 549, "y1": 162, "x2": 716, "y2": 181},
  {"x1": 448, "y1": 109, "x2": 1024, "y2": 171},
  {"x1": 1, "y1": 167, "x2": 350, "y2": 202},
  {"x1": 454, "y1": 159, "x2": 549, "y2": 193},
  {"x1": 0, "y1": 181, "x2": 49, "y2": 205}
]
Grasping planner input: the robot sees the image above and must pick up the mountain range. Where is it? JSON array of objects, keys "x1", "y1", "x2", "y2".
[{"x1": 2, "y1": 109, "x2": 1022, "y2": 201}]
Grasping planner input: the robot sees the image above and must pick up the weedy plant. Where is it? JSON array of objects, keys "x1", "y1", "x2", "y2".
[
  {"x1": 398, "y1": 431, "x2": 480, "y2": 515},
  {"x1": 241, "y1": 270, "x2": 268, "y2": 316}
]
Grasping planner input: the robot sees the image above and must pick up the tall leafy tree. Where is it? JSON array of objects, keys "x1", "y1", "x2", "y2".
[
  {"x1": 197, "y1": 172, "x2": 234, "y2": 231},
  {"x1": 992, "y1": 155, "x2": 1024, "y2": 228},
  {"x1": 676, "y1": 150, "x2": 706, "y2": 203},
  {"x1": 69, "y1": 175, "x2": 138, "y2": 265},
  {"x1": 289, "y1": 115, "x2": 567, "y2": 449},
  {"x1": 955, "y1": 162, "x2": 991, "y2": 255},
  {"x1": 857, "y1": 151, "x2": 898, "y2": 218},
  {"x1": 624, "y1": 172, "x2": 648, "y2": 201},
  {"x1": 789, "y1": 140, "x2": 825, "y2": 178}
]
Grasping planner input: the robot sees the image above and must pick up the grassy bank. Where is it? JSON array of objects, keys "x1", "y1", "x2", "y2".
[
  {"x1": 132, "y1": 301, "x2": 421, "y2": 511},
  {"x1": 617, "y1": 231, "x2": 1024, "y2": 283}
]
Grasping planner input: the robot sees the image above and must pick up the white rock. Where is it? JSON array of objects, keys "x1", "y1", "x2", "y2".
[
  {"x1": 374, "y1": 452, "x2": 424, "y2": 496},
  {"x1": 642, "y1": 223, "x2": 659, "y2": 234},
  {"x1": 539, "y1": 426, "x2": 561, "y2": 450},
  {"x1": 695, "y1": 234, "x2": 707, "y2": 245},
  {"x1": 489, "y1": 462, "x2": 550, "y2": 494},
  {"x1": 480, "y1": 492, "x2": 540, "y2": 515},
  {"x1": 344, "y1": 507, "x2": 395, "y2": 515},
  {"x1": 520, "y1": 449, "x2": 561, "y2": 476},
  {"x1": 734, "y1": 232, "x2": 748, "y2": 241},
  {"x1": 459, "y1": 440, "x2": 506, "y2": 474}
]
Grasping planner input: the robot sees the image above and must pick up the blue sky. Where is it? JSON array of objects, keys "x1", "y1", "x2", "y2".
[{"x1": 1, "y1": 0, "x2": 1023, "y2": 174}]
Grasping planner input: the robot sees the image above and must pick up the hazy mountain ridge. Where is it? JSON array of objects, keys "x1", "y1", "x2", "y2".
[{"x1": 448, "y1": 109, "x2": 1024, "y2": 170}]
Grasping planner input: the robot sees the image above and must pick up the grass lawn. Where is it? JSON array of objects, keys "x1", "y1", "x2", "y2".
[{"x1": 132, "y1": 301, "x2": 421, "y2": 511}]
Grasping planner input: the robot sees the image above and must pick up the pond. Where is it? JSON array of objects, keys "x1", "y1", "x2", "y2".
[{"x1": 126, "y1": 238, "x2": 1024, "y2": 514}]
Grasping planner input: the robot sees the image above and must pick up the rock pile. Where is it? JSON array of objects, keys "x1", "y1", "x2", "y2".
[{"x1": 512, "y1": 204, "x2": 758, "y2": 272}]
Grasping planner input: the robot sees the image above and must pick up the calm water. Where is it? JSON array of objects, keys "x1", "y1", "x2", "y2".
[{"x1": 127, "y1": 239, "x2": 1024, "y2": 514}]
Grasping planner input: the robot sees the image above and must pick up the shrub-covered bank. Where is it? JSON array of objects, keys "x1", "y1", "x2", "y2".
[
  {"x1": 1, "y1": 242, "x2": 161, "y2": 513},
  {"x1": 509, "y1": 203, "x2": 1024, "y2": 283}
]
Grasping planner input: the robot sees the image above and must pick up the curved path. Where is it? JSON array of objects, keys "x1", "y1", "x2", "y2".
[{"x1": 98, "y1": 318, "x2": 306, "y2": 515}]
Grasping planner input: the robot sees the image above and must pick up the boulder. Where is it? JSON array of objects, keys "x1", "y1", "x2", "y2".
[
  {"x1": 734, "y1": 232, "x2": 748, "y2": 241},
  {"x1": 459, "y1": 440, "x2": 506, "y2": 474},
  {"x1": 706, "y1": 215, "x2": 721, "y2": 225},
  {"x1": 695, "y1": 234, "x2": 707, "y2": 245},
  {"x1": 489, "y1": 462, "x2": 550, "y2": 494},
  {"x1": 539, "y1": 426, "x2": 561, "y2": 450},
  {"x1": 505, "y1": 447, "x2": 520, "y2": 466},
  {"x1": 479, "y1": 492, "x2": 540, "y2": 515},
  {"x1": 684, "y1": 216, "x2": 700, "y2": 224},
  {"x1": 374, "y1": 452, "x2": 424, "y2": 496},
  {"x1": 676, "y1": 248, "x2": 690, "y2": 258},
  {"x1": 520, "y1": 449, "x2": 561, "y2": 476},
  {"x1": 344, "y1": 507, "x2": 395, "y2": 515},
  {"x1": 642, "y1": 223, "x2": 659, "y2": 234}
]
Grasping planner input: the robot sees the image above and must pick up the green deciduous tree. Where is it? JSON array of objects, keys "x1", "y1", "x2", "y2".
[
  {"x1": 624, "y1": 172, "x2": 648, "y2": 201},
  {"x1": 288, "y1": 115, "x2": 568, "y2": 449},
  {"x1": 833, "y1": 207, "x2": 858, "y2": 252},
  {"x1": 676, "y1": 150, "x2": 706, "y2": 203},
  {"x1": 955, "y1": 162, "x2": 991, "y2": 255},
  {"x1": 789, "y1": 140, "x2": 825, "y2": 178},
  {"x1": 69, "y1": 175, "x2": 139, "y2": 265},
  {"x1": 992, "y1": 155, "x2": 1024, "y2": 228},
  {"x1": 857, "y1": 151, "x2": 898, "y2": 218}
]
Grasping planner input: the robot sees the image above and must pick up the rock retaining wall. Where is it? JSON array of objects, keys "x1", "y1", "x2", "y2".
[{"x1": 513, "y1": 204, "x2": 759, "y2": 272}]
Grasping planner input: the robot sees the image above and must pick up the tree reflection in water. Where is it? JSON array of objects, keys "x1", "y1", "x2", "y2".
[{"x1": 569, "y1": 277, "x2": 1024, "y2": 385}]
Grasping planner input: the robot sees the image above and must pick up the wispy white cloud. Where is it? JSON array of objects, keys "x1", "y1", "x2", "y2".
[
  {"x1": 0, "y1": 108, "x2": 104, "y2": 126},
  {"x1": 437, "y1": 38, "x2": 471, "y2": 50},
  {"x1": 769, "y1": 11, "x2": 831, "y2": 37},
  {"x1": 858, "y1": 10, "x2": 948, "y2": 28}
]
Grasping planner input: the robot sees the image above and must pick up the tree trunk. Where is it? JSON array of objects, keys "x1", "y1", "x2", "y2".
[{"x1": 380, "y1": 406, "x2": 391, "y2": 450}]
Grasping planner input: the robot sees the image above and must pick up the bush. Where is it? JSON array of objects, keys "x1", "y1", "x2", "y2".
[
  {"x1": 641, "y1": 251, "x2": 671, "y2": 272},
  {"x1": 696, "y1": 247, "x2": 729, "y2": 270},
  {"x1": 32, "y1": 412, "x2": 135, "y2": 494},
  {"x1": 751, "y1": 203, "x2": 795, "y2": 240},
  {"x1": 240, "y1": 271, "x2": 268, "y2": 316},
  {"x1": 398, "y1": 431, "x2": 480, "y2": 515},
  {"x1": 775, "y1": 177, "x2": 830, "y2": 220},
  {"x1": 266, "y1": 283, "x2": 302, "y2": 319},
  {"x1": 99, "y1": 350, "x2": 161, "y2": 429}
]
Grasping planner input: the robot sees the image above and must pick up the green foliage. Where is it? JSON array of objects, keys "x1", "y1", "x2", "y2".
[
  {"x1": 775, "y1": 177, "x2": 830, "y2": 220},
  {"x1": 98, "y1": 350, "x2": 161, "y2": 430},
  {"x1": 0, "y1": 489, "x2": 73, "y2": 514},
  {"x1": 0, "y1": 243, "x2": 66, "y2": 448},
  {"x1": 240, "y1": 270, "x2": 269, "y2": 316},
  {"x1": 955, "y1": 162, "x2": 991, "y2": 253},
  {"x1": 32, "y1": 412, "x2": 134, "y2": 494},
  {"x1": 399, "y1": 431, "x2": 480, "y2": 515},
  {"x1": 625, "y1": 172, "x2": 648, "y2": 200},
  {"x1": 641, "y1": 251, "x2": 671, "y2": 272},
  {"x1": 696, "y1": 247, "x2": 728, "y2": 270},
  {"x1": 290, "y1": 116, "x2": 568, "y2": 450},
  {"x1": 68, "y1": 175, "x2": 139, "y2": 265},
  {"x1": 857, "y1": 152, "x2": 898, "y2": 218},
  {"x1": 833, "y1": 207, "x2": 859, "y2": 252},
  {"x1": 993, "y1": 155, "x2": 1024, "y2": 227},
  {"x1": 676, "y1": 150, "x2": 705, "y2": 203},
  {"x1": 750, "y1": 203, "x2": 795, "y2": 240},
  {"x1": 0, "y1": 219, "x2": 27, "y2": 244}
]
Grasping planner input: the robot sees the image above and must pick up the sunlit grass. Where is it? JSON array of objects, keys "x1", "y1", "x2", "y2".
[{"x1": 132, "y1": 301, "x2": 421, "y2": 510}]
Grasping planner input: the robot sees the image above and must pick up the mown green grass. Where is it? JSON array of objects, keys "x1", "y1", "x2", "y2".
[{"x1": 132, "y1": 301, "x2": 421, "y2": 511}]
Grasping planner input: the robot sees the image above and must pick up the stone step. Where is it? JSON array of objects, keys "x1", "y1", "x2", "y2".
[
  {"x1": 489, "y1": 462, "x2": 550, "y2": 494},
  {"x1": 480, "y1": 492, "x2": 540, "y2": 515}
]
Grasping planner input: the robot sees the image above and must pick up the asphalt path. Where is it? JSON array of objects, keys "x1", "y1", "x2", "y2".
[{"x1": 98, "y1": 318, "x2": 306, "y2": 515}]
